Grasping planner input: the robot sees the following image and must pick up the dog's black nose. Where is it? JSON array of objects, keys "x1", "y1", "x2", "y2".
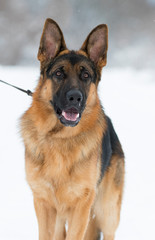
[{"x1": 66, "y1": 89, "x2": 83, "y2": 105}]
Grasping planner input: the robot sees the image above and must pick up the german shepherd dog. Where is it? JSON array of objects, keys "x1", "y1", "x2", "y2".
[{"x1": 21, "y1": 18, "x2": 124, "y2": 240}]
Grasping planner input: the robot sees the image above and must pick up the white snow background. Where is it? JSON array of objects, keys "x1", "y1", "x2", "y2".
[{"x1": 0, "y1": 66, "x2": 155, "y2": 240}]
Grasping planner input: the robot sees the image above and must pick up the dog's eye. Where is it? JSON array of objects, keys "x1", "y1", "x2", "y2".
[
  {"x1": 56, "y1": 71, "x2": 61, "y2": 76},
  {"x1": 80, "y1": 67, "x2": 91, "y2": 81},
  {"x1": 81, "y1": 70, "x2": 90, "y2": 80},
  {"x1": 83, "y1": 72, "x2": 89, "y2": 78},
  {"x1": 53, "y1": 69, "x2": 65, "y2": 80}
]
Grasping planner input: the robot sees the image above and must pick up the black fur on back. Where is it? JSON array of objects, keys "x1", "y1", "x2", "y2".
[{"x1": 99, "y1": 116, "x2": 124, "y2": 182}]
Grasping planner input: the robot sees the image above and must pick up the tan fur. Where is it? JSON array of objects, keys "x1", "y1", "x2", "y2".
[{"x1": 20, "y1": 18, "x2": 124, "y2": 240}]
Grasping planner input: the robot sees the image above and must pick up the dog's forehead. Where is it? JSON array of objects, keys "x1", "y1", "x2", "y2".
[
  {"x1": 63, "y1": 51, "x2": 90, "y2": 66},
  {"x1": 47, "y1": 51, "x2": 96, "y2": 73}
]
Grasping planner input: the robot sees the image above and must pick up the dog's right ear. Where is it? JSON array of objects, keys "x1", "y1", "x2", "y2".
[{"x1": 38, "y1": 18, "x2": 67, "y2": 69}]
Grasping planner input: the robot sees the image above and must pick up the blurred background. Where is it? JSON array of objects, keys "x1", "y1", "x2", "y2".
[{"x1": 0, "y1": 0, "x2": 155, "y2": 69}]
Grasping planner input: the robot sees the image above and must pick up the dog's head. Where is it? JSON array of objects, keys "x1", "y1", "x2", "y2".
[{"x1": 36, "y1": 19, "x2": 108, "y2": 127}]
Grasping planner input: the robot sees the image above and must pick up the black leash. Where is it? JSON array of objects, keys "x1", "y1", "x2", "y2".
[{"x1": 0, "y1": 79, "x2": 33, "y2": 96}]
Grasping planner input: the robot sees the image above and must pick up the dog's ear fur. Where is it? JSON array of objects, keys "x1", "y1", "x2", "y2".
[
  {"x1": 38, "y1": 18, "x2": 67, "y2": 69},
  {"x1": 81, "y1": 24, "x2": 108, "y2": 68}
]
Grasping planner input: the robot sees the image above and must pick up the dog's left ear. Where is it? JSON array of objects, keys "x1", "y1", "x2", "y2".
[
  {"x1": 38, "y1": 18, "x2": 67, "y2": 69},
  {"x1": 81, "y1": 24, "x2": 108, "y2": 68}
]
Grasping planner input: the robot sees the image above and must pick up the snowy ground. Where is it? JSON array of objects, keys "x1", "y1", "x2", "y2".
[{"x1": 0, "y1": 65, "x2": 155, "y2": 240}]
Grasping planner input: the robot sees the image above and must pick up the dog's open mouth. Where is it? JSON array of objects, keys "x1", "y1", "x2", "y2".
[
  {"x1": 62, "y1": 108, "x2": 79, "y2": 122},
  {"x1": 55, "y1": 106, "x2": 81, "y2": 126}
]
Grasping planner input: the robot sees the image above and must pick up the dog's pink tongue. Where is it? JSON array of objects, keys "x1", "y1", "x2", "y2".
[{"x1": 62, "y1": 109, "x2": 79, "y2": 121}]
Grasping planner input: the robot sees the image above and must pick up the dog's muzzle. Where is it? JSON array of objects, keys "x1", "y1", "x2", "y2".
[{"x1": 53, "y1": 89, "x2": 85, "y2": 127}]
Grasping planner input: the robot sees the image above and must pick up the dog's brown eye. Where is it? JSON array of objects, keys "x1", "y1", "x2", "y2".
[
  {"x1": 56, "y1": 70, "x2": 62, "y2": 76},
  {"x1": 80, "y1": 67, "x2": 90, "y2": 81},
  {"x1": 54, "y1": 69, "x2": 64, "y2": 79},
  {"x1": 83, "y1": 72, "x2": 89, "y2": 78},
  {"x1": 81, "y1": 70, "x2": 90, "y2": 80}
]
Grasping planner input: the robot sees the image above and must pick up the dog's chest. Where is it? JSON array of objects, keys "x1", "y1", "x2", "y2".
[
  {"x1": 28, "y1": 170, "x2": 84, "y2": 210},
  {"x1": 26, "y1": 140, "x2": 98, "y2": 211}
]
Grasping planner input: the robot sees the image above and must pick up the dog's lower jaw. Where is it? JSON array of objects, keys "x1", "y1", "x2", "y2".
[{"x1": 59, "y1": 115, "x2": 81, "y2": 127}]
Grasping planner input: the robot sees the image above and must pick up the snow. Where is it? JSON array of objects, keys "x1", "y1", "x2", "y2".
[{"x1": 0, "y1": 65, "x2": 155, "y2": 239}]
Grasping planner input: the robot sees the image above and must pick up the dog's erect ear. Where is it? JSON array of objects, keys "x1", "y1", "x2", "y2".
[
  {"x1": 81, "y1": 24, "x2": 108, "y2": 68},
  {"x1": 38, "y1": 18, "x2": 67, "y2": 68}
]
